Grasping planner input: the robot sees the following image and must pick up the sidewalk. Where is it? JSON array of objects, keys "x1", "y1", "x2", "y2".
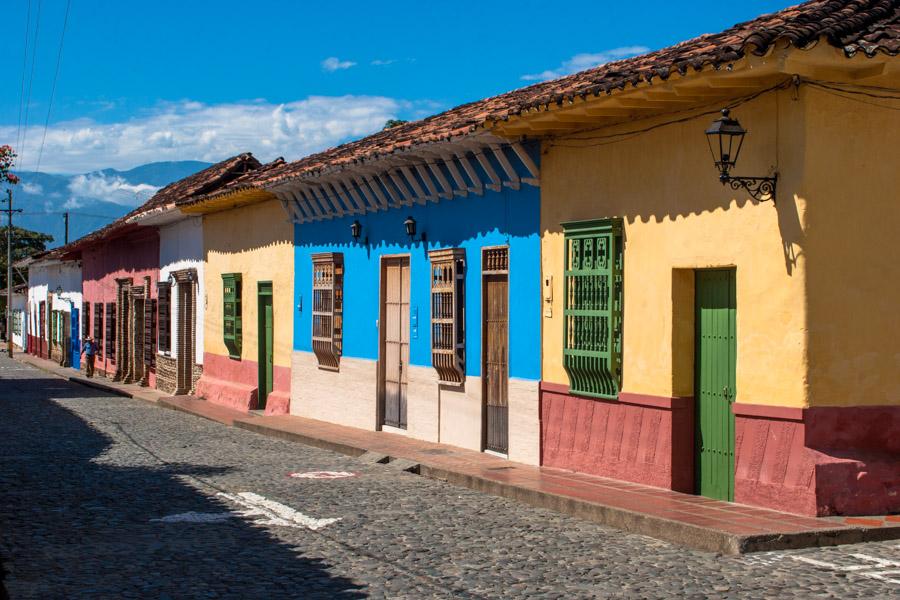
[{"x1": 14, "y1": 352, "x2": 900, "y2": 554}]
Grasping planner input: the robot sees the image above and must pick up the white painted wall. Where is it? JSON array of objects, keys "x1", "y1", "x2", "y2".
[
  {"x1": 26, "y1": 260, "x2": 83, "y2": 341},
  {"x1": 10, "y1": 293, "x2": 26, "y2": 348},
  {"x1": 159, "y1": 216, "x2": 204, "y2": 364}
]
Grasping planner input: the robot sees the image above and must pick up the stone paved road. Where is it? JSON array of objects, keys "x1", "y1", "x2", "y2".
[{"x1": 1, "y1": 357, "x2": 898, "y2": 599}]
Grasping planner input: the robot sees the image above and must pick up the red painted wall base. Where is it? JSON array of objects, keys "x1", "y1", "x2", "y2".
[
  {"x1": 540, "y1": 382, "x2": 899, "y2": 516},
  {"x1": 195, "y1": 352, "x2": 290, "y2": 415},
  {"x1": 735, "y1": 403, "x2": 900, "y2": 517},
  {"x1": 540, "y1": 383, "x2": 695, "y2": 492}
]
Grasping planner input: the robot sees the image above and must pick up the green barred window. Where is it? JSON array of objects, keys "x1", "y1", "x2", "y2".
[
  {"x1": 562, "y1": 218, "x2": 623, "y2": 399},
  {"x1": 222, "y1": 273, "x2": 242, "y2": 359}
]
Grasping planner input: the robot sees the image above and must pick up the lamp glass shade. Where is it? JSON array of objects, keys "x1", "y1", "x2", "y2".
[
  {"x1": 705, "y1": 109, "x2": 746, "y2": 176},
  {"x1": 403, "y1": 216, "x2": 416, "y2": 238}
]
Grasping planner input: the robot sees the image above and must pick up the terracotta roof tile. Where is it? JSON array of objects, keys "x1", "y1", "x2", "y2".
[{"x1": 224, "y1": 0, "x2": 898, "y2": 189}]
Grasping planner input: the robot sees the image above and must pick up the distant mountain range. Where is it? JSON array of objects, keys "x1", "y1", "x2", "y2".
[{"x1": 9, "y1": 160, "x2": 213, "y2": 248}]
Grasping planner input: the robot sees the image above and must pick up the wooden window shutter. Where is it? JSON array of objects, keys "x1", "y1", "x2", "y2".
[
  {"x1": 157, "y1": 283, "x2": 171, "y2": 353},
  {"x1": 311, "y1": 253, "x2": 343, "y2": 370},
  {"x1": 82, "y1": 302, "x2": 90, "y2": 340},
  {"x1": 428, "y1": 248, "x2": 466, "y2": 384},
  {"x1": 105, "y1": 303, "x2": 116, "y2": 359},
  {"x1": 94, "y1": 303, "x2": 103, "y2": 354},
  {"x1": 143, "y1": 298, "x2": 156, "y2": 367},
  {"x1": 561, "y1": 218, "x2": 624, "y2": 399},
  {"x1": 222, "y1": 273, "x2": 242, "y2": 359}
]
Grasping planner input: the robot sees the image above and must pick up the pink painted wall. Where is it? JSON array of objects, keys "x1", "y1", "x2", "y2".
[
  {"x1": 540, "y1": 383, "x2": 695, "y2": 492},
  {"x1": 735, "y1": 404, "x2": 900, "y2": 516},
  {"x1": 81, "y1": 228, "x2": 160, "y2": 387},
  {"x1": 196, "y1": 352, "x2": 290, "y2": 415}
]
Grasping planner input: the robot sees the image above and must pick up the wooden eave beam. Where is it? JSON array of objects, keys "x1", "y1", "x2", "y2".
[
  {"x1": 491, "y1": 145, "x2": 520, "y2": 190},
  {"x1": 399, "y1": 166, "x2": 429, "y2": 204},
  {"x1": 413, "y1": 163, "x2": 441, "y2": 202}
]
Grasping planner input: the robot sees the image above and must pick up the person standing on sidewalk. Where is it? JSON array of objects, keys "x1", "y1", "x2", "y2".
[{"x1": 81, "y1": 337, "x2": 96, "y2": 378}]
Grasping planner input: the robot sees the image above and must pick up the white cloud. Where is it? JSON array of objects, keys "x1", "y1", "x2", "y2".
[
  {"x1": 67, "y1": 173, "x2": 159, "y2": 207},
  {"x1": 521, "y1": 46, "x2": 650, "y2": 81},
  {"x1": 321, "y1": 57, "x2": 357, "y2": 72},
  {"x1": 3, "y1": 95, "x2": 411, "y2": 173},
  {"x1": 371, "y1": 59, "x2": 396, "y2": 66},
  {"x1": 21, "y1": 182, "x2": 43, "y2": 194}
]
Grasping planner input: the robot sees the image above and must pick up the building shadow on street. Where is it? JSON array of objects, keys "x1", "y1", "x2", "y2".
[{"x1": 0, "y1": 372, "x2": 367, "y2": 599}]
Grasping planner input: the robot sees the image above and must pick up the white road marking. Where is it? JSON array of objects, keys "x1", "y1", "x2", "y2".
[
  {"x1": 217, "y1": 491, "x2": 341, "y2": 530},
  {"x1": 288, "y1": 470, "x2": 357, "y2": 479},
  {"x1": 151, "y1": 511, "x2": 240, "y2": 523},
  {"x1": 792, "y1": 553, "x2": 900, "y2": 586}
]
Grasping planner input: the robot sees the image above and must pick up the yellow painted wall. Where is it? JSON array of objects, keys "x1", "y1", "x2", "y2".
[
  {"x1": 802, "y1": 86, "x2": 900, "y2": 407},
  {"x1": 203, "y1": 198, "x2": 293, "y2": 367},
  {"x1": 541, "y1": 88, "x2": 810, "y2": 408}
]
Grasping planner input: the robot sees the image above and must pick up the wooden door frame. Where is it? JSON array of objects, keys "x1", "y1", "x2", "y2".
[
  {"x1": 257, "y1": 281, "x2": 274, "y2": 410},
  {"x1": 480, "y1": 245, "x2": 510, "y2": 453},
  {"x1": 377, "y1": 254, "x2": 410, "y2": 430}
]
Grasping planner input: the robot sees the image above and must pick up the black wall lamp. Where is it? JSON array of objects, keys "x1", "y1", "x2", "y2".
[
  {"x1": 705, "y1": 108, "x2": 777, "y2": 202},
  {"x1": 403, "y1": 215, "x2": 426, "y2": 243},
  {"x1": 350, "y1": 219, "x2": 367, "y2": 245}
]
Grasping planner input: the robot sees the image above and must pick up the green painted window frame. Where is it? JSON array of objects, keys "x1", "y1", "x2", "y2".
[
  {"x1": 561, "y1": 218, "x2": 624, "y2": 399},
  {"x1": 222, "y1": 273, "x2": 242, "y2": 360}
]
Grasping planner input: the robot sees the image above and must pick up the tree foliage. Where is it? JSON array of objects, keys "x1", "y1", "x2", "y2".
[
  {"x1": 383, "y1": 119, "x2": 409, "y2": 130},
  {"x1": 0, "y1": 226, "x2": 54, "y2": 289}
]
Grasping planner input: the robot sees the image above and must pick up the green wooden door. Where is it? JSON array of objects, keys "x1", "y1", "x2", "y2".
[
  {"x1": 258, "y1": 283, "x2": 274, "y2": 410},
  {"x1": 695, "y1": 269, "x2": 736, "y2": 502}
]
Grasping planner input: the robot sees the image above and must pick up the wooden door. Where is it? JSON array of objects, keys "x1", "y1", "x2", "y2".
[
  {"x1": 70, "y1": 307, "x2": 80, "y2": 370},
  {"x1": 257, "y1": 283, "x2": 274, "y2": 410},
  {"x1": 695, "y1": 269, "x2": 737, "y2": 502},
  {"x1": 381, "y1": 257, "x2": 409, "y2": 429},
  {"x1": 483, "y1": 271, "x2": 509, "y2": 454}
]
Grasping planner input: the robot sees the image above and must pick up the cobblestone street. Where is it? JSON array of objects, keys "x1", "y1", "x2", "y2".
[{"x1": 1, "y1": 356, "x2": 898, "y2": 599}]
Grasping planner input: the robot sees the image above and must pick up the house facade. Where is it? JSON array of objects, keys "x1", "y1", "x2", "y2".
[
  {"x1": 485, "y1": 4, "x2": 900, "y2": 515},
  {"x1": 127, "y1": 153, "x2": 262, "y2": 395},
  {"x1": 24, "y1": 254, "x2": 83, "y2": 368},
  {"x1": 266, "y1": 137, "x2": 542, "y2": 462},
  {"x1": 180, "y1": 161, "x2": 293, "y2": 414},
  {"x1": 5, "y1": 284, "x2": 27, "y2": 351},
  {"x1": 73, "y1": 225, "x2": 160, "y2": 384}
]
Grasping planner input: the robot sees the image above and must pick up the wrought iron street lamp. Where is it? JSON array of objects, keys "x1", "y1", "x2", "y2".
[
  {"x1": 350, "y1": 220, "x2": 362, "y2": 241},
  {"x1": 403, "y1": 215, "x2": 426, "y2": 243},
  {"x1": 705, "y1": 108, "x2": 777, "y2": 202}
]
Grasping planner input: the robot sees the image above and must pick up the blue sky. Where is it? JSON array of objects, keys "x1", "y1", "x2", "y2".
[{"x1": 2, "y1": 0, "x2": 792, "y2": 173}]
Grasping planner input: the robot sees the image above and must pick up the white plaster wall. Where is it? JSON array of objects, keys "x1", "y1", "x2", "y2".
[
  {"x1": 11, "y1": 295, "x2": 25, "y2": 348},
  {"x1": 27, "y1": 261, "x2": 83, "y2": 339},
  {"x1": 291, "y1": 351, "x2": 378, "y2": 430},
  {"x1": 159, "y1": 217, "x2": 204, "y2": 364},
  {"x1": 507, "y1": 378, "x2": 540, "y2": 465},
  {"x1": 291, "y1": 349, "x2": 541, "y2": 465}
]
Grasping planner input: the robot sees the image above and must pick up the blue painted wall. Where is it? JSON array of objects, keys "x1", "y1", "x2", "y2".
[{"x1": 293, "y1": 147, "x2": 541, "y2": 380}]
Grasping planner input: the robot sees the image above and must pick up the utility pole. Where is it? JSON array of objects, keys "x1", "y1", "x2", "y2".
[
  {"x1": 4, "y1": 189, "x2": 23, "y2": 357},
  {"x1": 64, "y1": 212, "x2": 69, "y2": 244}
]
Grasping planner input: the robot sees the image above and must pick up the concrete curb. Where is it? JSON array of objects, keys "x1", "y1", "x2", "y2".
[{"x1": 231, "y1": 418, "x2": 900, "y2": 555}]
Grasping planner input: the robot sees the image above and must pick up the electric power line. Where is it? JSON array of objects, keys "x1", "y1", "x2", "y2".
[
  {"x1": 16, "y1": 0, "x2": 34, "y2": 153},
  {"x1": 34, "y1": 0, "x2": 72, "y2": 174},
  {"x1": 19, "y1": 0, "x2": 43, "y2": 166}
]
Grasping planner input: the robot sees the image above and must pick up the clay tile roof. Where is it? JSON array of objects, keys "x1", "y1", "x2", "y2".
[
  {"x1": 223, "y1": 0, "x2": 897, "y2": 188},
  {"x1": 54, "y1": 153, "x2": 262, "y2": 256},
  {"x1": 177, "y1": 157, "x2": 286, "y2": 207}
]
